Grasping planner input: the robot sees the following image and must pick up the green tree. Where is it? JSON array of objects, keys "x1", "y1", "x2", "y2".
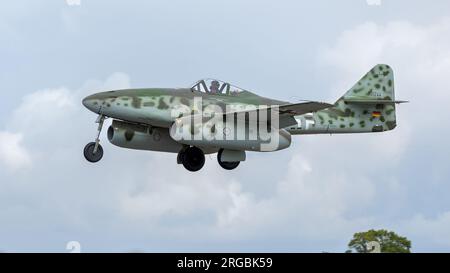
[{"x1": 347, "y1": 229, "x2": 411, "y2": 253}]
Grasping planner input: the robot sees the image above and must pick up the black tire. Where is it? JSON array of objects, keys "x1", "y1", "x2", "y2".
[
  {"x1": 84, "y1": 142, "x2": 104, "y2": 163},
  {"x1": 177, "y1": 149, "x2": 185, "y2": 164},
  {"x1": 181, "y1": 146, "x2": 205, "y2": 172},
  {"x1": 217, "y1": 149, "x2": 240, "y2": 170}
]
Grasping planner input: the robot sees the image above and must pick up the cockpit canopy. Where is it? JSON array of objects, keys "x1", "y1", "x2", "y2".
[{"x1": 191, "y1": 79, "x2": 247, "y2": 95}]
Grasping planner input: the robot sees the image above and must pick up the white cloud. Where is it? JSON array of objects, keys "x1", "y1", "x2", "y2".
[
  {"x1": 0, "y1": 131, "x2": 31, "y2": 171},
  {"x1": 10, "y1": 88, "x2": 75, "y2": 133},
  {"x1": 319, "y1": 18, "x2": 450, "y2": 104},
  {"x1": 0, "y1": 72, "x2": 129, "y2": 176},
  {"x1": 2, "y1": 17, "x2": 450, "y2": 252},
  {"x1": 316, "y1": 18, "x2": 450, "y2": 250},
  {"x1": 118, "y1": 158, "x2": 245, "y2": 222}
]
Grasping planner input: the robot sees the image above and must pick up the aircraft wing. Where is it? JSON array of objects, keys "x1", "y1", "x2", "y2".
[
  {"x1": 276, "y1": 101, "x2": 334, "y2": 128},
  {"x1": 277, "y1": 101, "x2": 334, "y2": 115},
  {"x1": 224, "y1": 101, "x2": 334, "y2": 128},
  {"x1": 175, "y1": 101, "x2": 333, "y2": 129}
]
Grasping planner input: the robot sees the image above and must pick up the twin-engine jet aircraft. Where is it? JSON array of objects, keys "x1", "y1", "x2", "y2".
[{"x1": 82, "y1": 64, "x2": 406, "y2": 172}]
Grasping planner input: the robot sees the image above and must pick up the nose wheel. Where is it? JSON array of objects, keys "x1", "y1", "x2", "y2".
[
  {"x1": 84, "y1": 115, "x2": 106, "y2": 163},
  {"x1": 84, "y1": 142, "x2": 104, "y2": 163}
]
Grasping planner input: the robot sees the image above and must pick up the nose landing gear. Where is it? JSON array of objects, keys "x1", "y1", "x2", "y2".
[{"x1": 84, "y1": 115, "x2": 106, "y2": 163}]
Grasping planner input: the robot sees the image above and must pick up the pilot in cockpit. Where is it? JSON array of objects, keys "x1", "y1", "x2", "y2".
[{"x1": 210, "y1": 80, "x2": 221, "y2": 94}]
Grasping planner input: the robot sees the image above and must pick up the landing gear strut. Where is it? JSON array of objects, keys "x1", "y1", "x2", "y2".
[
  {"x1": 84, "y1": 115, "x2": 105, "y2": 163},
  {"x1": 178, "y1": 146, "x2": 205, "y2": 172}
]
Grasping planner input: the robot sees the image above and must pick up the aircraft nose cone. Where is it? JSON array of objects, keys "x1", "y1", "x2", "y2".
[
  {"x1": 82, "y1": 94, "x2": 100, "y2": 113},
  {"x1": 82, "y1": 96, "x2": 89, "y2": 108}
]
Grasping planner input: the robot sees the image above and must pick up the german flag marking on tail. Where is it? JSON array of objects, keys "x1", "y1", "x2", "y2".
[{"x1": 372, "y1": 111, "x2": 382, "y2": 118}]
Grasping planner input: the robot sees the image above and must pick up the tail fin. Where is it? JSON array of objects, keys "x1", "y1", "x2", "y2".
[
  {"x1": 338, "y1": 64, "x2": 399, "y2": 104},
  {"x1": 317, "y1": 64, "x2": 400, "y2": 133}
]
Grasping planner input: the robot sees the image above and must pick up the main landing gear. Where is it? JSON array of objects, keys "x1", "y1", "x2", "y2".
[
  {"x1": 178, "y1": 146, "x2": 205, "y2": 172},
  {"x1": 177, "y1": 147, "x2": 241, "y2": 172},
  {"x1": 84, "y1": 115, "x2": 106, "y2": 163},
  {"x1": 217, "y1": 148, "x2": 240, "y2": 170}
]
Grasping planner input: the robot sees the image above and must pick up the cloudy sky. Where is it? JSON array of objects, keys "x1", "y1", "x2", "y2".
[{"x1": 1, "y1": 0, "x2": 450, "y2": 252}]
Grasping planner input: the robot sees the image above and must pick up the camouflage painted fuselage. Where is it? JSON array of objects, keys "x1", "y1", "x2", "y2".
[
  {"x1": 83, "y1": 88, "x2": 288, "y2": 128},
  {"x1": 83, "y1": 64, "x2": 398, "y2": 137}
]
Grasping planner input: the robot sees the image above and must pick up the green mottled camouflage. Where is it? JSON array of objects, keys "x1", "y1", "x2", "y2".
[
  {"x1": 288, "y1": 64, "x2": 397, "y2": 134},
  {"x1": 83, "y1": 64, "x2": 398, "y2": 135}
]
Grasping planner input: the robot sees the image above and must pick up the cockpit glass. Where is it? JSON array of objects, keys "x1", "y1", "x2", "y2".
[{"x1": 191, "y1": 79, "x2": 246, "y2": 95}]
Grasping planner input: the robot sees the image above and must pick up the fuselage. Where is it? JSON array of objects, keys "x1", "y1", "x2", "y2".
[
  {"x1": 83, "y1": 86, "x2": 397, "y2": 137},
  {"x1": 81, "y1": 65, "x2": 400, "y2": 171},
  {"x1": 82, "y1": 88, "x2": 288, "y2": 128}
]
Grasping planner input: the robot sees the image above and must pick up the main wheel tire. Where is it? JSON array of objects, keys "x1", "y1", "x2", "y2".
[
  {"x1": 84, "y1": 142, "x2": 104, "y2": 163},
  {"x1": 181, "y1": 146, "x2": 205, "y2": 172},
  {"x1": 177, "y1": 150, "x2": 185, "y2": 164},
  {"x1": 217, "y1": 149, "x2": 240, "y2": 170}
]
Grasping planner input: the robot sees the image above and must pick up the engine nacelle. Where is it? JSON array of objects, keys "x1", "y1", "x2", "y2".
[{"x1": 108, "y1": 120, "x2": 183, "y2": 153}]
